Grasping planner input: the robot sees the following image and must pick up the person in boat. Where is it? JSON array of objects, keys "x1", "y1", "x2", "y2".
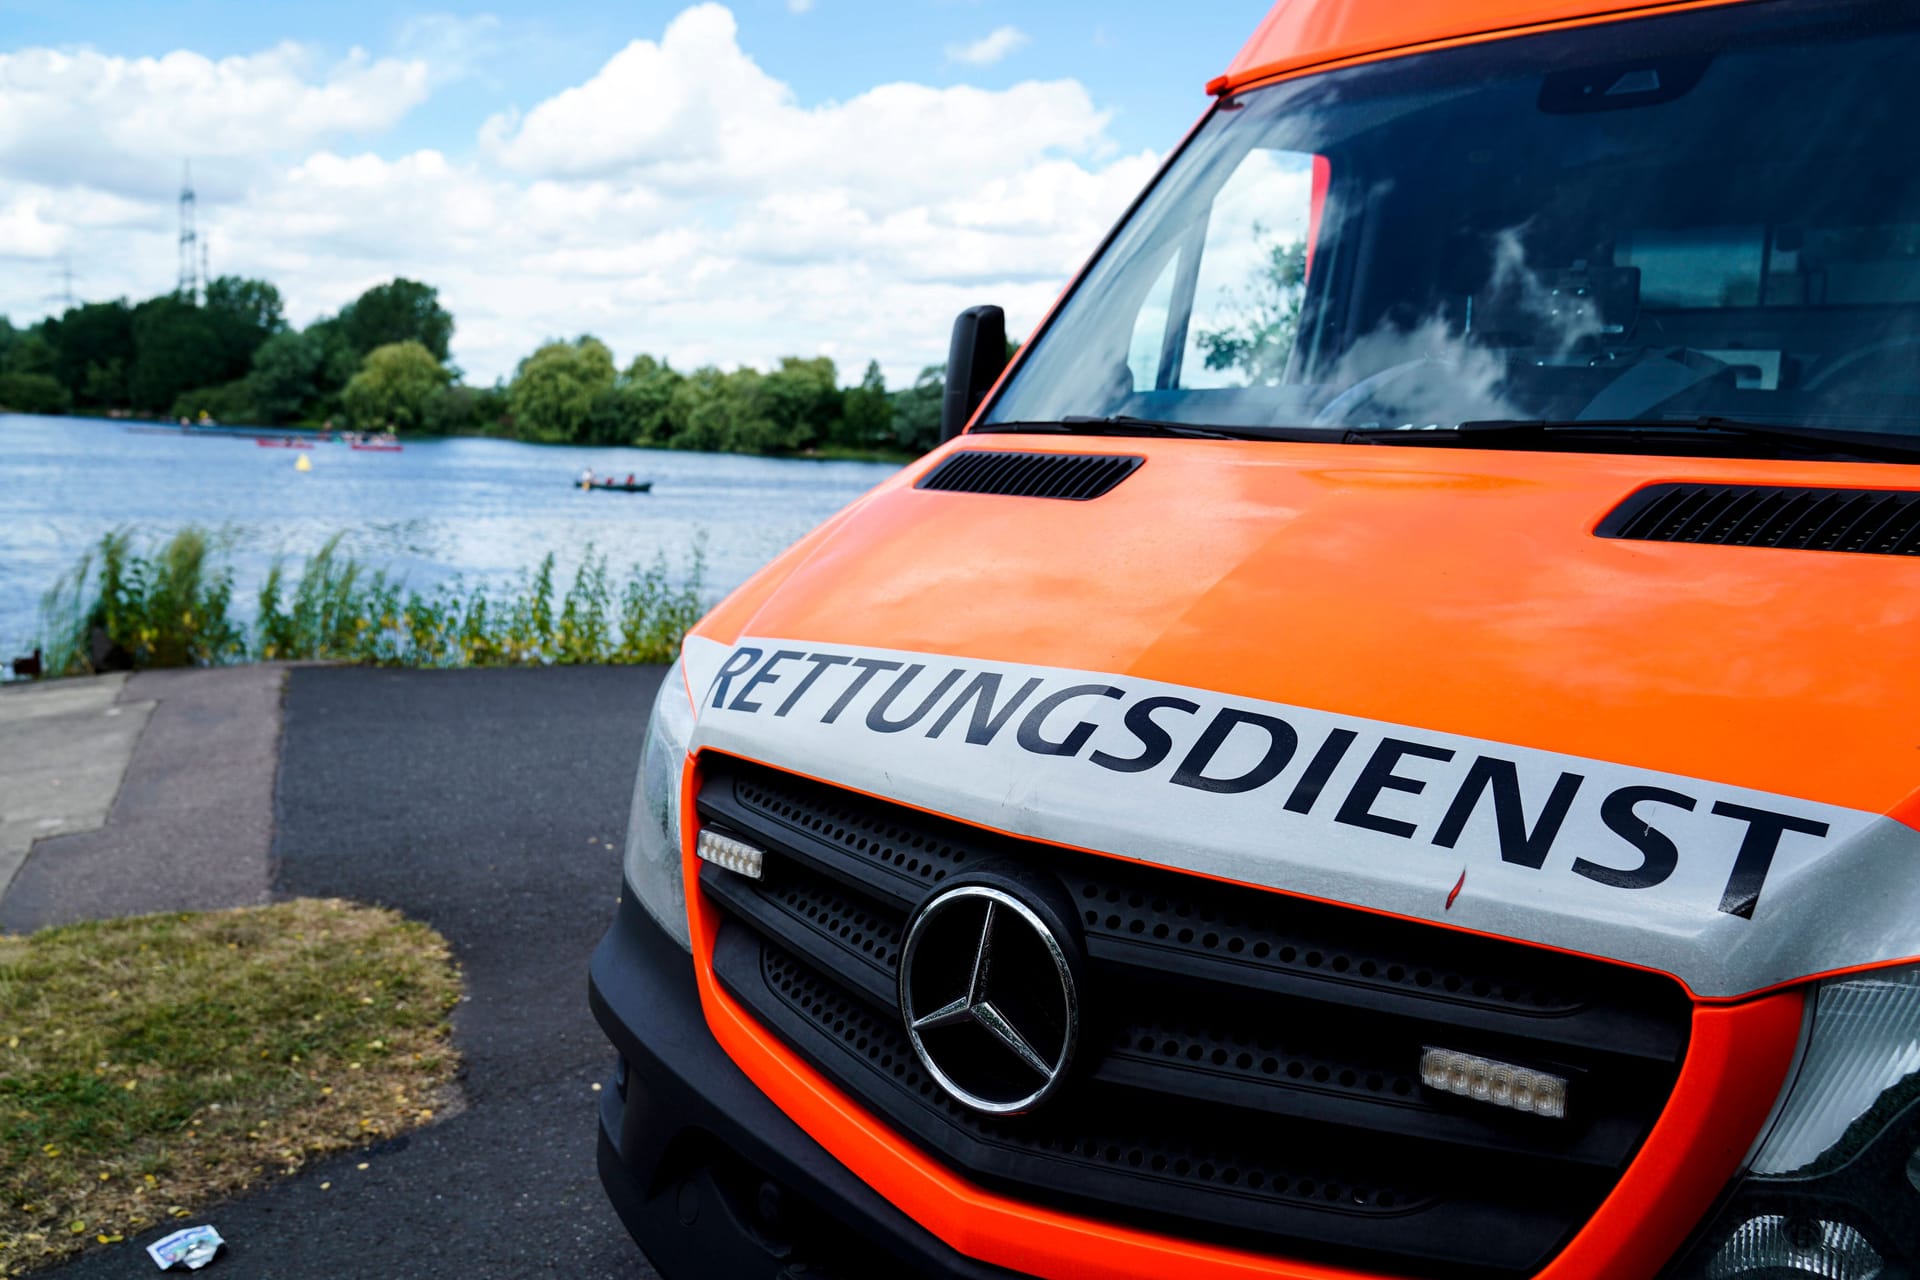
[
  {"x1": 625, "y1": 473, "x2": 636, "y2": 486},
  {"x1": 581, "y1": 467, "x2": 596, "y2": 488}
]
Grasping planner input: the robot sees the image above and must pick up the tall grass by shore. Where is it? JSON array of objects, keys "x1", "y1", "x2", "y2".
[{"x1": 35, "y1": 528, "x2": 706, "y2": 677}]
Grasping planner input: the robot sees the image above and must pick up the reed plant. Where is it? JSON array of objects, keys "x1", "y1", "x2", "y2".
[
  {"x1": 37, "y1": 528, "x2": 246, "y2": 675},
  {"x1": 37, "y1": 528, "x2": 706, "y2": 677},
  {"x1": 256, "y1": 535, "x2": 402, "y2": 663}
]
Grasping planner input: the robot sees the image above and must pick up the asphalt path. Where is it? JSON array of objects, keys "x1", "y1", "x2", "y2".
[
  {"x1": 52, "y1": 664, "x2": 666, "y2": 1279},
  {"x1": 3, "y1": 665, "x2": 281, "y2": 932}
]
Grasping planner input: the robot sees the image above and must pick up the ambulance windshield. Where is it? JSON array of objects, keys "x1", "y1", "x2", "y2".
[{"x1": 984, "y1": 1, "x2": 1920, "y2": 450}]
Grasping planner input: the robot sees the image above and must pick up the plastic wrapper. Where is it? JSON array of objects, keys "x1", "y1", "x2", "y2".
[{"x1": 146, "y1": 1224, "x2": 225, "y2": 1270}]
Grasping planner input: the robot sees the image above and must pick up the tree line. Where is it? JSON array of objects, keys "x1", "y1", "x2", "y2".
[{"x1": 0, "y1": 277, "x2": 951, "y2": 456}]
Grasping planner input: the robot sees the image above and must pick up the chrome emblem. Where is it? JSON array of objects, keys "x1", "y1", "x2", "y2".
[{"x1": 898, "y1": 884, "x2": 1079, "y2": 1115}]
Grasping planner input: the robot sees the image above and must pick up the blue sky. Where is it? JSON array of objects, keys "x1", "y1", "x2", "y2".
[
  {"x1": 2, "y1": 2, "x2": 1256, "y2": 155},
  {"x1": 0, "y1": 2, "x2": 1265, "y2": 382}
]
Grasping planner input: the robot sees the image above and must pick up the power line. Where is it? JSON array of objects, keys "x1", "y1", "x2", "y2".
[
  {"x1": 178, "y1": 160, "x2": 199, "y2": 304},
  {"x1": 45, "y1": 252, "x2": 77, "y2": 311}
]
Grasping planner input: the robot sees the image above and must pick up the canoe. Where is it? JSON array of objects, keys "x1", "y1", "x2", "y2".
[
  {"x1": 579, "y1": 481, "x2": 653, "y2": 493},
  {"x1": 255, "y1": 437, "x2": 315, "y2": 449},
  {"x1": 352, "y1": 443, "x2": 404, "y2": 452}
]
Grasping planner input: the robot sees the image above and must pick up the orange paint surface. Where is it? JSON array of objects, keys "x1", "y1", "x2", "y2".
[
  {"x1": 1222, "y1": 0, "x2": 1753, "y2": 95},
  {"x1": 698, "y1": 437, "x2": 1920, "y2": 821}
]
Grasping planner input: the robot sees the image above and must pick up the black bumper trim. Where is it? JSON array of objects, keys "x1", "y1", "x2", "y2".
[{"x1": 589, "y1": 890, "x2": 1027, "y2": 1280}]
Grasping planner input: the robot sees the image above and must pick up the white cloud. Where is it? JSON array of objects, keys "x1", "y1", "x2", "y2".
[
  {"x1": 787, "y1": 0, "x2": 814, "y2": 12},
  {"x1": 479, "y1": 6, "x2": 783, "y2": 181},
  {"x1": 0, "y1": 193, "x2": 69, "y2": 259},
  {"x1": 0, "y1": 6, "x2": 1155, "y2": 388},
  {"x1": 0, "y1": 43, "x2": 430, "y2": 195},
  {"x1": 482, "y1": 8, "x2": 1103, "y2": 204},
  {"x1": 947, "y1": 26, "x2": 1030, "y2": 67}
]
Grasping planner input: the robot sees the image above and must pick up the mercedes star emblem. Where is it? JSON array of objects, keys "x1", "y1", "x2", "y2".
[{"x1": 898, "y1": 883, "x2": 1079, "y2": 1115}]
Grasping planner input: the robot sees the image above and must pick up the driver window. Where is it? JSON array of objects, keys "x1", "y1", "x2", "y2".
[{"x1": 1180, "y1": 149, "x2": 1320, "y2": 389}]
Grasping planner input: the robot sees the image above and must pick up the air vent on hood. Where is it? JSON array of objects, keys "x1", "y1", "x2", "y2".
[
  {"x1": 916, "y1": 450, "x2": 1143, "y2": 500},
  {"x1": 1598, "y1": 482, "x2": 1920, "y2": 555}
]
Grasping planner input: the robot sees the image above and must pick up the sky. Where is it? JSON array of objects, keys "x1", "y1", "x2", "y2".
[{"x1": 0, "y1": 1, "x2": 1265, "y2": 386}]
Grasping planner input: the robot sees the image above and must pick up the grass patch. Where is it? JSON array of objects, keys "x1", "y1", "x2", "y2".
[
  {"x1": 37, "y1": 527, "x2": 706, "y2": 678},
  {"x1": 0, "y1": 899, "x2": 463, "y2": 1275}
]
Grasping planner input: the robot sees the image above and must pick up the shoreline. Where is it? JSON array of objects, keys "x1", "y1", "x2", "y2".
[{"x1": 1, "y1": 409, "x2": 920, "y2": 466}]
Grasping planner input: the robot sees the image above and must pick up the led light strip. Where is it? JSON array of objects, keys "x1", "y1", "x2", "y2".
[
  {"x1": 1420, "y1": 1047, "x2": 1567, "y2": 1118},
  {"x1": 696, "y1": 829, "x2": 766, "y2": 880}
]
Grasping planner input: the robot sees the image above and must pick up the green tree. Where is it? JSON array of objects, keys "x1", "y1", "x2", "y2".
[
  {"x1": 171, "y1": 379, "x2": 259, "y2": 425},
  {"x1": 46, "y1": 301, "x2": 134, "y2": 407},
  {"x1": 204, "y1": 277, "x2": 284, "y2": 334},
  {"x1": 891, "y1": 365, "x2": 946, "y2": 453},
  {"x1": 665, "y1": 366, "x2": 738, "y2": 451},
  {"x1": 422, "y1": 385, "x2": 480, "y2": 435},
  {"x1": 1193, "y1": 229, "x2": 1307, "y2": 387},
  {"x1": 338, "y1": 279, "x2": 454, "y2": 362},
  {"x1": 248, "y1": 329, "x2": 325, "y2": 423},
  {"x1": 83, "y1": 358, "x2": 128, "y2": 406},
  {"x1": 841, "y1": 360, "x2": 891, "y2": 446},
  {"x1": 4, "y1": 329, "x2": 57, "y2": 378},
  {"x1": 713, "y1": 368, "x2": 783, "y2": 452},
  {"x1": 608, "y1": 355, "x2": 684, "y2": 446},
  {"x1": 646, "y1": 357, "x2": 845, "y2": 454},
  {"x1": 129, "y1": 297, "x2": 226, "y2": 414},
  {"x1": 472, "y1": 383, "x2": 510, "y2": 433},
  {"x1": 423, "y1": 383, "x2": 511, "y2": 436},
  {"x1": 203, "y1": 277, "x2": 286, "y2": 377},
  {"x1": 508, "y1": 336, "x2": 617, "y2": 444},
  {"x1": 0, "y1": 371, "x2": 72, "y2": 415},
  {"x1": 760, "y1": 356, "x2": 841, "y2": 451},
  {"x1": 302, "y1": 316, "x2": 366, "y2": 408},
  {"x1": 341, "y1": 341, "x2": 449, "y2": 431}
]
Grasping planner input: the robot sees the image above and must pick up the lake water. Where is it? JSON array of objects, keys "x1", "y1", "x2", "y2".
[{"x1": 0, "y1": 413, "x2": 901, "y2": 660}]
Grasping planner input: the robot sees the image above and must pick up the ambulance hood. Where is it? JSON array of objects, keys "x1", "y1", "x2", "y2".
[{"x1": 683, "y1": 439, "x2": 1920, "y2": 998}]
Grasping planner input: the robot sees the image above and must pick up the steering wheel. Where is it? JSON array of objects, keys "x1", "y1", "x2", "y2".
[
  {"x1": 1309, "y1": 357, "x2": 1462, "y2": 428},
  {"x1": 1805, "y1": 337, "x2": 1920, "y2": 395}
]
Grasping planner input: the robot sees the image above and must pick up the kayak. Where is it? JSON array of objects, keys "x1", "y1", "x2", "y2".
[
  {"x1": 579, "y1": 481, "x2": 653, "y2": 493},
  {"x1": 352, "y1": 443, "x2": 404, "y2": 452},
  {"x1": 255, "y1": 437, "x2": 314, "y2": 449}
]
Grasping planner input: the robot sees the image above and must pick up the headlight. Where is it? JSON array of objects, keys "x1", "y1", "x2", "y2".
[
  {"x1": 1665, "y1": 967, "x2": 1920, "y2": 1279},
  {"x1": 623, "y1": 656, "x2": 695, "y2": 950}
]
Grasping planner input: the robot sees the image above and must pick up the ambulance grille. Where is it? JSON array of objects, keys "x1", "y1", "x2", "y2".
[
  {"x1": 695, "y1": 757, "x2": 1693, "y2": 1278},
  {"x1": 915, "y1": 450, "x2": 1143, "y2": 500},
  {"x1": 1598, "y1": 482, "x2": 1920, "y2": 554}
]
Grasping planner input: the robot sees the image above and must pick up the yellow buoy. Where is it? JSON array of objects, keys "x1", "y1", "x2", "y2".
[{"x1": 295, "y1": 454, "x2": 312, "y2": 472}]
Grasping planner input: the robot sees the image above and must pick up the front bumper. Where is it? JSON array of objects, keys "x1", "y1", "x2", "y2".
[{"x1": 588, "y1": 890, "x2": 1024, "y2": 1280}]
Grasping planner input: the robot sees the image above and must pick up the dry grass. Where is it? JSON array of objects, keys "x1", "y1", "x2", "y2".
[{"x1": 0, "y1": 899, "x2": 463, "y2": 1275}]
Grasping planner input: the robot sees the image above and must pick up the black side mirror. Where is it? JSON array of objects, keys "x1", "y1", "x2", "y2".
[{"x1": 940, "y1": 305, "x2": 1007, "y2": 443}]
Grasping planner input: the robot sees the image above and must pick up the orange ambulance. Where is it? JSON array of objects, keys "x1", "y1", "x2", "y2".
[{"x1": 591, "y1": 1, "x2": 1920, "y2": 1275}]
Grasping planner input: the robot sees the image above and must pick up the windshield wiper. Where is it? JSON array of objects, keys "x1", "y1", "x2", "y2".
[
  {"x1": 977, "y1": 415, "x2": 1323, "y2": 442},
  {"x1": 1345, "y1": 416, "x2": 1920, "y2": 463}
]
